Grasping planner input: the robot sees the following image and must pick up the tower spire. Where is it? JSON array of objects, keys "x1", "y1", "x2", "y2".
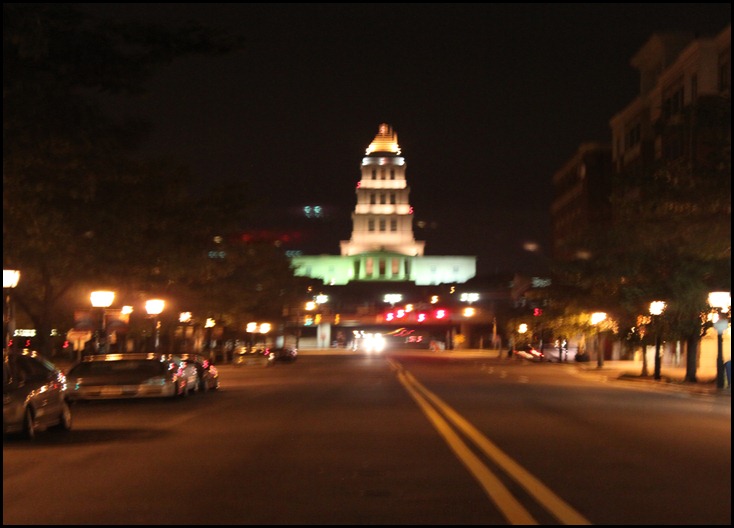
[
  {"x1": 341, "y1": 123, "x2": 424, "y2": 257},
  {"x1": 365, "y1": 123, "x2": 401, "y2": 155}
]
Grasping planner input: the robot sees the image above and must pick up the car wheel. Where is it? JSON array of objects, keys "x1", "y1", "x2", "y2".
[
  {"x1": 52, "y1": 400, "x2": 73, "y2": 432},
  {"x1": 22, "y1": 407, "x2": 37, "y2": 440}
]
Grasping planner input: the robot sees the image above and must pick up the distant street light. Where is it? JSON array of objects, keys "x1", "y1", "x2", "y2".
[
  {"x1": 462, "y1": 307, "x2": 476, "y2": 317},
  {"x1": 591, "y1": 312, "x2": 607, "y2": 369},
  {"x1": 3, "y1": 269, "x2": 20, "y2": 352},
  {"x1": 708, "y1": 292, "x2": 731, "y2": 390},
  {"x1": 460, "y1": 292, "x2": 479, "y2": 304},
  {"x1": 649, "y1": 301, "x2": 666, "y2": 381},
  {"x1": 90, "y1": 290, "x2": 115, "y2": 354},
  {"x1": 384, "y1": 294, "x2": 402, "y2": 307},
  {"x1": 145, "y1": 299, "x2": 165, "y2": 352},
  {"x1": 315, "y1": 294, "x2": 329, "y2": 305}
]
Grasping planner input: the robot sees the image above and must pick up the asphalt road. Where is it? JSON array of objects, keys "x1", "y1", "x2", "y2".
[{"x1": 3, "y1": 352, "x2": 731, "y2": 525}]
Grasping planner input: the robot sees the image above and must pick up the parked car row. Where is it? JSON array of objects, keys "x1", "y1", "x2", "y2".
[
  {"x1": 3, "y1": 350, "x2": 220, "y2": 441},
  {"x1": 64, "y1": 352, "x2": 219, "y2": 401}
]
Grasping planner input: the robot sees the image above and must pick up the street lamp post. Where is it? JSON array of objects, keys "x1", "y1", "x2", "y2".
[
  {"x1": 516, "y1": 323, "x2": 528, "y2": 358},
  {"x1": 90, "y1": 290, "x2": 115, "y2": 354},
  {"x1": 708, "y1": 292, "x2": 731, "y2": 390},
  {"x1": 649, "y1": 301, "x2": 667, "y2": 381},
  {"x1": 3, "y1": 270, "x2": 20, "y2": 352},
  {"x1": 591, "y1": 312, "x2": 607, "y2": 369},
  {"x1": 145, "y1": 299, "x2": 165, "y2": 352},
  {"x1": 204, "y1": 318, "x2": 216, "y2": 361},
  {"x1": 178, "y1": 312, "x2": 192, "y2": 353}
]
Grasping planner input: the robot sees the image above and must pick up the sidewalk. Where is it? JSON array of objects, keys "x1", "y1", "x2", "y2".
[{"x1": 572, "y1": 359, "x2": 729, "y2": 396}]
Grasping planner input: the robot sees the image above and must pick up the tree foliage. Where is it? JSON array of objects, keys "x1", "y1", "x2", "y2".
[
  {"x1": 550, "y1": 96, "x2": 730, "y2": 355},
  {"x1": 3, "y1": 4, "x2": 299, "y2": 355}
]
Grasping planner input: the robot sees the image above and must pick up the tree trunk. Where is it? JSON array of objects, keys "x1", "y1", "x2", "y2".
[{"x1": 684, "y1": 335, "x2": 699, "y2": 382}]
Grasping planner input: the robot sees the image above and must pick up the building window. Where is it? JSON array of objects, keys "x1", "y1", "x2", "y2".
[
  {"x1": 378, "y1": 259, "x2": 386, "y2": 277},
  {"x1": 379, "y1": 219, "x2": 386, "y2": 231},
  {"x1": 368, "y1": 220, "x2": 375, "y2": 231},
  {"x1": 389, "y1": 193, "x2": 396, "y2": 204},
  {"x1": 390, "y1": 169, "x2": 395, "y2": 180},
  {"x1": 371, "y1": 169, "x2": 376, "y2": 180},
  {"x1": 662, "y1": 82, "x2": 684, "y2": 118},
  {"x1": 370, "y1": 194, "x2": 376, "y2": 204},
  {"x1": 390, "y1": 220, "x2": 397, "y2": 231},
  {"x1": 380, "y1": 169, "x2": 386, "y2": 180},
  {"x1": 379, "y1": 194, "x2": 386, "y2": 204}
]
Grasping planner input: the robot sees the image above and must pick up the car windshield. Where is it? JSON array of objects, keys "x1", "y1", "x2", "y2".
[{"x1": 68, "y1": 360, "x2": 168, "y2": 377}]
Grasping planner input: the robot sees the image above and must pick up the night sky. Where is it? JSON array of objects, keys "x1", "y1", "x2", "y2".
[{"x1": 80, "y1": 3, "x2": 731, "y2": 277}]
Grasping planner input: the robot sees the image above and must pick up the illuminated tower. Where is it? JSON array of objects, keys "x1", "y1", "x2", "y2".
[
  {"x1": 340, "y1": 123, "x2": 425, "y2": 257},
  {"x1": 291, "y1": 123, "x2": 475, "y2": 285}
]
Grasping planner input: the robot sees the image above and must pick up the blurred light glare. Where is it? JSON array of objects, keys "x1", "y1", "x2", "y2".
[
  {"x1": 3, "y1": 270, "x2": 20, "y2": 289},
  {"x1": 145, "y1": 299, "x2": 165, "y2": 315},
  {"x1": 384, "y1": 294, "x2": 402, "y2": 305},
  {"x1": 460, "y1": 292, "x2": 479, "y2": 303},
  {"x1": 90, "y1": 291, "x2": 115, "y2": 308},
  {"x1": 708, "y1": 292, "x2": 731, "y2": 312},
  {"x1": 649, "y1": 301, "x2": 666, "y2": 316}
]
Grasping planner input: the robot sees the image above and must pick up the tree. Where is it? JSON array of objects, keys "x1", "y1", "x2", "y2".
[
  {"x1": 550, "y1": 95, "x2": 730, "y2": 380},
  {"x1": 3, "y1": 4, "x2": 270, "y2": 355}
]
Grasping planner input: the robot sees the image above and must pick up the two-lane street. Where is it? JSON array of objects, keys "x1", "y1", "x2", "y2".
[{"x1": 3, "y1": 352, "x2": 731, "y2": 525}]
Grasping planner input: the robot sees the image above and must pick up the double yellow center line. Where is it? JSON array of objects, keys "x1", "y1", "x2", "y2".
[{"x1": 391, "y1": 360, "x2": 591, "y2": 525}]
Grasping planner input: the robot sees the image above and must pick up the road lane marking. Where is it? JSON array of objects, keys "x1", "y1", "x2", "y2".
[
  {"x1": 392, "y1": 361, "x2": 591, "y2": 525},
  {"x1": 396, "y1": 368, "x2": 538, "y2": 524}
]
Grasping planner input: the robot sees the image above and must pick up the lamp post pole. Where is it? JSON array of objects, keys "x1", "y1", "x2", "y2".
[
  {"x1": 591, "y1": 312, "x2": 607, "y2": 369},
  {"x1": 713, "y1": 317, "x2": 729, "y2": 389},
  {"x1": 649, "y1": 301, "x2": 666, "y2": 381},
  {"x1": 145, "y1": 299, "x2": 165, "y2": 352},
  {"x1": 708, "y1": 292, "x2": 731, "y2": 391},
  {"x1": 90, "y1": 290, "x2": 115, "y2": 354},
  {"x1": 3, "y1": 270, "x2": 20, "y2": 353}
]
